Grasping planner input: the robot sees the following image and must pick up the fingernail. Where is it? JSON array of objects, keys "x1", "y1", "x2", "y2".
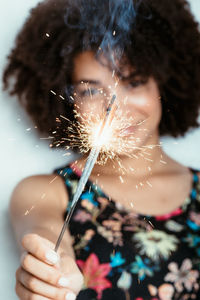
[
  {"x1": 45, "y1": 250, "x2": 59, "y2": 265},
  {"x1": 65, "y1": 292, "x2": 76, "y2": 300},
  {"x1": 58, "y1": 277, "x2": 70, "y2": 287}
]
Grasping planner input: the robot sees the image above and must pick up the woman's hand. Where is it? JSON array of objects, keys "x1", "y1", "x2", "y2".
[{"x1": 16, "y1": 233, "x2": 84, "y2": 300}]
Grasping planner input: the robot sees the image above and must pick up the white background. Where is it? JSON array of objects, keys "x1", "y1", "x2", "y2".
[{"x1": 0, "y1": 0, "x2": 200, "y2": 298}]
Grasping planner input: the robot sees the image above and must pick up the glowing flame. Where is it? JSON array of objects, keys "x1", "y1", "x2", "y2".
[{"x1": 90, "y1": 120, "x2": 114, "y2": 149}]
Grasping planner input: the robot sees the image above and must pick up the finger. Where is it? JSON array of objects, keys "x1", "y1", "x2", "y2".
[
  {"x1": 20, "y1": 253, "x2": 71, "y2": 289},
  {"x1": 57, "y1": 252, "x2": 84, "y2": 293},
  {"x1": 17, "y1": 267, "x2": 77, "y2": 300},
  {"x1": 21, "y1": 234, "x2": 60, "y2": 266},
  {"x1": 15, "y1": 281, "x2": 52, "y2": 300}
]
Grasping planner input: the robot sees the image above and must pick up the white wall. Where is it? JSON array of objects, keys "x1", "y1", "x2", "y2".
[{"x1": 0, "y1": 0, "x2": 200, "y2": 299}]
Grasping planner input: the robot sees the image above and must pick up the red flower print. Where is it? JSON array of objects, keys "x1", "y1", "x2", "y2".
[{"x1": 77, "y1": 253, "x2": 112, "y2": 299}]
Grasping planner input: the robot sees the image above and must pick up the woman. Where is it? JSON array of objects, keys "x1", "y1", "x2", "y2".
[{"x1": 3, "y1": 0, "x2": 200, "y2": 299}]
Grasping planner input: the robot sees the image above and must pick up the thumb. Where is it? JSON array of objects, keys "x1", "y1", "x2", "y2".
[{"x1": 59, "y1": 252, "x2": 84, "y2": 294}]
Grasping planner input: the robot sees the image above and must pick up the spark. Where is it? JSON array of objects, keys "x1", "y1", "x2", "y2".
[
  {"x1": 136, "y1": 120, "x2": 146, "y2": 126},
  {"x1": 160, "y1": 160, "x2": 167, "y2": 165},
  {"x1": 40, "y1": 136, "x2": 54, "y2": 140},
  {"x1": 145, "y1": 144, "x2": 161, "y2": 150},
  {"x1": 24, "y1": 206, "x2": 35, "y2": 216},
  {"x1": 41, "y1": 193, "x2": 46, "y2": 199},
  {"x1": 148, "y1": 220, "x2": 154, "y2": 228},
  {"x1": 63, "y1": 152, "x2": 71, "y2": 156},
  {"x1": 146, "y1": 181, "x2": 152, "y2": 188},
  {"x1": 142, "y1": 151, "x2": 151, "y2": 156},
  {"x1": 129, "y1": 167, "x2": 135, "y2": 172},
  {"x1": 115, "y1": 79, "x2": 119, "y2": 88},
  {"x1": 55, "y1": 104, "x2": 161, "y2": 179},
  {"x1": 56, "y1": 117, "x2": 61, "y2": 123},
  {"x1": 26, "y1": 128, "x2": 31, "y2": 131},
  {"x1": 143, "y1": 157, "x2": 154, "y2": 163},
  {"x1": 49, "y1": 176, "x2": 58, "y2": 185},
  {"x1": 59, "y1": 95, "x2": 65, "y2": 100},
  {"x1": 50, "y1": 90, "x2": 56, "y2": 95},
  {"x1": 58, "y1": 103, "x2": 154, "y2": 169},
  {"x1": 60, "y1": 115, "x2": 71, "y2": 122},
  {"x1": 124, "y1": 96, "x2": 128, "y2": 105},
  {"x1": 119, "y1": 176, "x2": 124, "y2": 183},
  {"x1": 45, "y1": 33, "x2": 50, "y2": 37}
]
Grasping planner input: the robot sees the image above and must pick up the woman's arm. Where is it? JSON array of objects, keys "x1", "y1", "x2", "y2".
[{"x1": 10, "y1": 175, "x2": 83, "y2": 300}]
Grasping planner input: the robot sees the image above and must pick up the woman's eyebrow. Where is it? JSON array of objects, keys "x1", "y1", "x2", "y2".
[{"x1": 73, "y1": 79, "x2": 101, "y2": 86}]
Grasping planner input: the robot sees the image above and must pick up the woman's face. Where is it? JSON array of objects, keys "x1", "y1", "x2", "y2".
[{"x1": 72, "y1": 51, "x2": 162, "y2": 153}]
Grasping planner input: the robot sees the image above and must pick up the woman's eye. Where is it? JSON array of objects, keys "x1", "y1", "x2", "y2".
[
  {"x1": 80, "y1": 88, "x2": 99, "y2": 97},
  {"x1": 127, "y1": 79, "x2": 147, "y2": 89}
]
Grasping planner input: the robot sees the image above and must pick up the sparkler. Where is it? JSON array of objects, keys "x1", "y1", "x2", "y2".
[{"x1": 54, "y1": 95, "x2": 117, "y2": 252}]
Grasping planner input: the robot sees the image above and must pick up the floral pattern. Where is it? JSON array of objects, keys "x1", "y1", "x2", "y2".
[
  {"x1": 77, "y1": 253, "x2": 112, "y2": 299},
  {"x1": 55, "y1": 166, "x2": 200, "y2": 299},
  {"x1": 164, "y1": 259, "x2": 199, "y2": 292},
  {"x1": 132, "y1": 230, "x2": 179, "y2": 261},
  {"x1": 117, "y1": 271, "x2": 132, "y2": 290},
  {"x1": 148, "y1": 283, "x2": 175, "y2": 300},
  {"x1": 130, "y1": 255, "x2": 156, "y2": 280},
  {"x1": 165, "y1": 220, "x2": 184, "y2": 232}
]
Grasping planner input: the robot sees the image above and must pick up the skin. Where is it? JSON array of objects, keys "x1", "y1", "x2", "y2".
[{"x1": 11, "y1": 51, "x2": 193, "y2": 299}]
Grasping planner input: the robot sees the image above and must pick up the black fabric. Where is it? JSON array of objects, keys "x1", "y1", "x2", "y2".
[{"x1": 54, "y1": 165, "x2": 200, "y2": 300}]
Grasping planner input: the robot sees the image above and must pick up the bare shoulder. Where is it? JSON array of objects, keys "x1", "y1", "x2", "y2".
[{"x1": 10, "y1": 174, "x2": 68, "y2": 212}]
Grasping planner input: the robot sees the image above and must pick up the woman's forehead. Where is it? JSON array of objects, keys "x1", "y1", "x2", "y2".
[{"x1": 72, "y1": 50, "x2": 138, "y2": 82}]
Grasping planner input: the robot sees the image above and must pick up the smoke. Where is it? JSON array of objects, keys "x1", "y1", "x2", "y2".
[{"x1": 64, "y1": 0, "x2": 141, "y2": 64}]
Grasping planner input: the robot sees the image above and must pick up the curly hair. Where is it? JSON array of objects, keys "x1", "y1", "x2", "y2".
[{"x1": 3, "y1": 0, "x2": 200, "y2": 149}]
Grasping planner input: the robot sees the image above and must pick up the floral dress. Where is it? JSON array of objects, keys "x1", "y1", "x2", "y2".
[{"x1": 54, "y1": 165, "x2": 200, "y2": 300}]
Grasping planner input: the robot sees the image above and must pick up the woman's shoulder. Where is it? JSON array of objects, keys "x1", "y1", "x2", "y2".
[
  {"x1": 13, "y1": 174, "x2": 63, "y2": 192},
  {"x1": 11, "y1": 174, "x2": 68, "y2": 210}
]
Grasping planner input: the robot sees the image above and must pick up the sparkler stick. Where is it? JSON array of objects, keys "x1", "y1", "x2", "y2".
[{"x1": 54, "y1": 95, "x2": 117, "y2": 252}]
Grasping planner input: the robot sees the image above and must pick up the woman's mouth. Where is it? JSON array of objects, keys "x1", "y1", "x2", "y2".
[{"x1": 119, "y1": 119, "x2": 145, "y2": 136}]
